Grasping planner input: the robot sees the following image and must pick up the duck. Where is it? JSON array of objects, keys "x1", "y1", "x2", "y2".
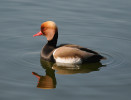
[{"x1": 33, "y1": 21, "x2": 105, "y2": 64}]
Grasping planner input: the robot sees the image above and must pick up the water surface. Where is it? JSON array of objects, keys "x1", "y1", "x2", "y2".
[{"x1": 0, "y1": 0, "x2": 131, "y2": 100}]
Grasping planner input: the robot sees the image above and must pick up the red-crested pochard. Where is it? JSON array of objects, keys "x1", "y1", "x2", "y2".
[{"x1": 33, "y1": 21, "x2": 105, "y2": 64}]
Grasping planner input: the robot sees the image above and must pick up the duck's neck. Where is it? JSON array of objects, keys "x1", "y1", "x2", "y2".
[
  {"x1": 41, "y1": 32, "x2": 58, "y2": 62},
  {"x1": 47, "y1": 31, "x2": 58, "y2": 47}
]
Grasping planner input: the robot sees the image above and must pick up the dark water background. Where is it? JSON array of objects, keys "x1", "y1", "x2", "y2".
[{"x1": 0, "y1": 0, "x2": 131, "y2": 100}]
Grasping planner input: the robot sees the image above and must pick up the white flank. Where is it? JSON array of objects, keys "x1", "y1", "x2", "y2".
[
  {"x1": 53, "y1": 49, "x2": 57, "y2": 56},
  {"x1": 55, "y1": 57, "x2": 82, "y2": 64}
]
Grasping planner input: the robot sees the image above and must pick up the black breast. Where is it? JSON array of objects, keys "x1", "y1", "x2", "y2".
[{"x1": 40, "y1": 44, "x2": 55, "y2": 62}]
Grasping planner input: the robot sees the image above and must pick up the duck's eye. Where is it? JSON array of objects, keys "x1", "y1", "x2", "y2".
[{"x1": 41, "y1": 28, "x2": 46, "y2": 35}]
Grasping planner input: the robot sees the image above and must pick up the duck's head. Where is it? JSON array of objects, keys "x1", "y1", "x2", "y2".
[{"x1": 33, "y1": 21, "x2": 58, "y2": 41}]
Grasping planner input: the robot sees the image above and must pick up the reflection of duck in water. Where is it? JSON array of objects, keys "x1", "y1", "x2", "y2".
[
  {"x1": 32, "y1": 60, "x2": 56, "y2": 89},
  {"x1": 32, "y1": 58, "x2": 104, "y2": 89},
  {"x1": 53, "y1": 62, "x2": 104, "y2": 75}
]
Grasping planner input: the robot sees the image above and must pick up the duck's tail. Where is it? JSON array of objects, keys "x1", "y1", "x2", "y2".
[
  {"x1": 83, "y1": 54, "x2": 106, "y2": 63},
  {"x1": 100, "y1": 55, "x2": 107, "y2": 60}
]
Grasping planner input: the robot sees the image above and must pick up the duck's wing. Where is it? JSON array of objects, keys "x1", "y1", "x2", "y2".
[
  {"x1": 58, "y1": 44, "x2": 98, "y2": 54},
  {"x1": 53, "y1": 46, "x2": 102, "y2": 64}
]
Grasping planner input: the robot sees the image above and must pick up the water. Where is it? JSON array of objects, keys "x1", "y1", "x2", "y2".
[{"x1": 0, "y1": 0, "x2": 131, "y2": 100}]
